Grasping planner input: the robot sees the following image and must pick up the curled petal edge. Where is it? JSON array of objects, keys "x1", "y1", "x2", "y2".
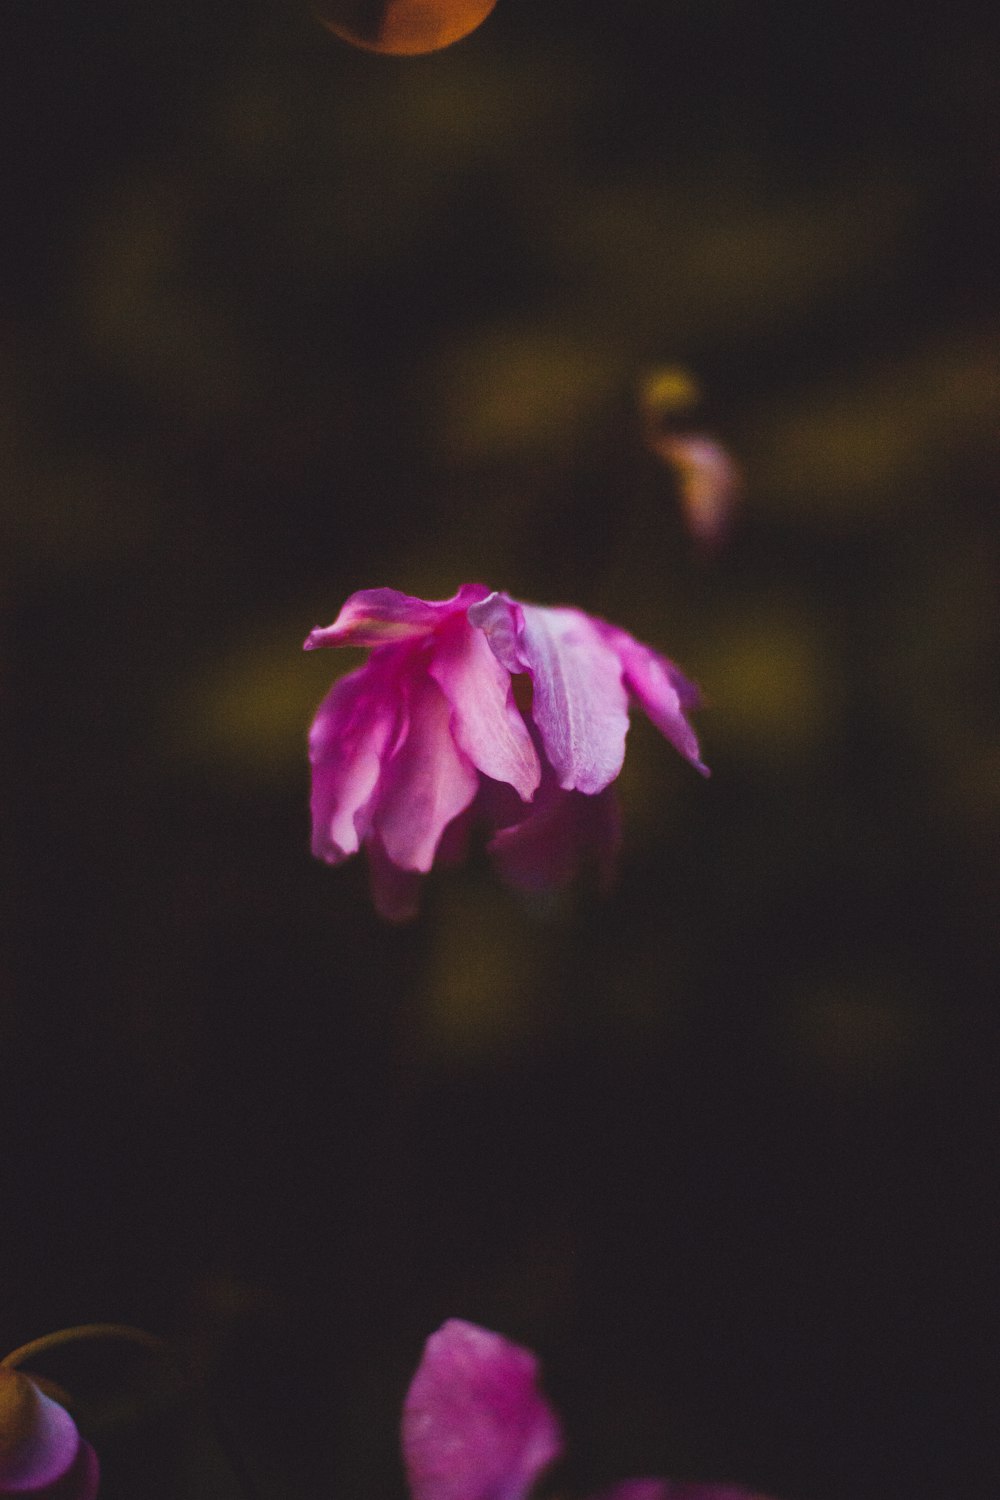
[{"x1": 305, "y1": 584, "x2": 491, "y2": 649}]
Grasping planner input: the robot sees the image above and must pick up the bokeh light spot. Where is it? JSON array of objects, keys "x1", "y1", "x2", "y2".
[{"x1": 317, "y1": 0, "x2": 498, "y2": 55}]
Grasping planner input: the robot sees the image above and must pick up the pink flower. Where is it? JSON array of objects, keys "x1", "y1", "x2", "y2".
[
  {"x1": 402, "y1": 1320, "x2": 777, "y2": 1500},
  {"x1": 0, "y1": 1370, "x2": 99, "y2": 1500},
  {"x1": 304, "y1": 586, "x2": 707, "y2": 919}
]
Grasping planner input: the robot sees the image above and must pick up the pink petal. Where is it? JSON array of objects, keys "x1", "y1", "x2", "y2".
[
  {"x1": 304, "y1": 584, "x2": 491, "y2": 649},
  {"x1": 429, "y1": 617, "x2": 540, "y2": 802},
  {"x1": 402, "y1": 1320, "x2": 563, "y2": 1500},
  {"x1": 601, "y1": 626, "x2": 709, "y2": 776},
  {"x1": 366, "y1": 838, "x2": 424, "y2": 922},
  {"x1": 308, "y1": 657, "x2": 403, "y2": 863},
  {"x1": 466, "y1": 591, "x2": 529, "y2": 676},
  {"x1": 373, "y1": 671, "x2": 479, "y2": 872},
  {"x1": 0, "y1": 1372, "x2": 97, "y2": 1496},
  {"x1": 489, "y1": 780, "x2": 621, "y2": 894},
  {"x1": 470, "y1": 596, "x2": 630, "y2": 795},
  {"x1": 435, "y1": 800, "x2": 477, "y2": 867},
  {"x1": 47, "y1": 1441, "x2": 100, "y2": 1500}
]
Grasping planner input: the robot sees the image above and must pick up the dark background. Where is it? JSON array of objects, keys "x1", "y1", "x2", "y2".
[{"x1": 2, "y1": 1, "x2": 997, "y2": 1497}]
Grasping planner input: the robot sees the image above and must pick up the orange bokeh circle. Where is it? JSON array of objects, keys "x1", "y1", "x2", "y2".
[{"x1": 318, "y1": 0, "x2": 498, "y2": 55}]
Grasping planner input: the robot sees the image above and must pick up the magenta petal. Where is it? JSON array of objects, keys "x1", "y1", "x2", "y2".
[
  {"x1": 308, "y1": 659, "x2": 402, "y2": 862},
  {"x1": 490, "y1": 781, "x2": 621, "y2": 893},
  {"x1": 0, "y1": 1373, "x2": 95, "y2": 1496},
  {"x1": 402, "y1": 1320, "x2": 563, "y2": 1500},
  {"x1": 473, "y1": 595, "x2": 630, "y2": 794},
  {"x1": 373, "y1": 672, "x2": 479, "y2": 872},
  {"x1": 435, "y1": 800, "x2": 477, "y2": 867},
  {"x1": 304, "y1": 584, "x2": 491, "y2": 649},
  {"x1": 516, "y1": 605, "x2": 630, "y2": 795},
  {"x1": 45, "y1": 1441, "x2": 100, "y2": 1500},
  {"x1": 366, "y1": 838, "x2": 424, "y2": 922},
  {"x1": 429, "y1": 620, "x2": 540, "y2": 802},
  {"x1": 466, "y1": 592, "x2": 530, "y2": 676},
  {"x1": 603, "y1": 626, "x2": 709, "y2": 776}
]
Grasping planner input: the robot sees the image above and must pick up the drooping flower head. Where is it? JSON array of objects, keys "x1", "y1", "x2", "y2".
[
  {"x1": 304, "y1": 586, "x2": 707, "y2": 918},
  {"x1": 0, "y1": 1370, "x2": 99, "y2": 1500},
  {"x1": 402, "y1": 1320, "x2": 777, "y2": 1500}
]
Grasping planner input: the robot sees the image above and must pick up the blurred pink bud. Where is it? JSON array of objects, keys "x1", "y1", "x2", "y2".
[
  {"x1": 0, "y1": 1370, "x2": 99, "y2": 1500},
  {"x1": 637, "y1": 368, "x2": 742, "y2": 549},
  {"x1": 650, "y1": 433, "x2": 744, "y2": 551}
]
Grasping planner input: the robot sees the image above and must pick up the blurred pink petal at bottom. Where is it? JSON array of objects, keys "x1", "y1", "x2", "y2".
[
  {"x1": 0, "y1": 1371, "x2": 99, "y2": 1500},
  {"x1": 401, "y1": 1322, "x2": 780, "y2": 1500}
]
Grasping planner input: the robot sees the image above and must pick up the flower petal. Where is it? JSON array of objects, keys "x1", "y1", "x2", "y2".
[
  {"x1": 366, "y1": 838, "x2": 424, "y2": 922},
  {"x1": 304, "y1": 584, "x2": 490, "y2": 649},
  {"x1": 470, "y1": 595, "x2": 630, "y2": 795},
  {"x1": 48, "y1": 1440, "x2": 101, "y2": 1500},
  {"x1": 602, "y1": 626, "x2": 709, "y2": 776},
  {"x1": 308, "y1": 657, "x2": 403, "y2": 863},
  {"x1": 373, "y1": 671, "x2": 479, "y2": 872},
  {"x1": 520, "y1": 605, "x2": 631, "y2": 794},
  {"x1": 402, "y1": 1320, "x2": 563, "y2": 1500},
  {"x1": 0, "y1": 1371, "x2": 97, "y2": 1497},
  {"x1": 429, "y1": 618, "x2": 540, "y2": 802},
  {"x1": 466, "y1": 591, "x2": 529, "y2": 675},
  {"x1": 489, "y1": 779, "x2": 621, "y2": 893}
]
